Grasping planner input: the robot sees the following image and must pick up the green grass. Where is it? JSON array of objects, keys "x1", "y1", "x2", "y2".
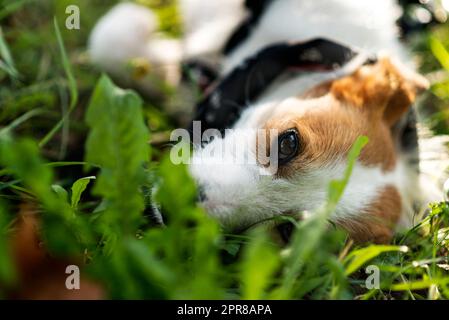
[{"x1": 0, "y1": 0, "x2": 449, "y2": 300}]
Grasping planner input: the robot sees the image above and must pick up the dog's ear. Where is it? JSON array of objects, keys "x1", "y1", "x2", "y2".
[{"x1": 330, "y1": 57, "x2": 428, "y2": 126}]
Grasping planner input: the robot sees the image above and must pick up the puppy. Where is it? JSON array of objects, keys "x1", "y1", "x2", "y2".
[{"x1": 90, "y1": 1, "x2": 448, "y2": 243}]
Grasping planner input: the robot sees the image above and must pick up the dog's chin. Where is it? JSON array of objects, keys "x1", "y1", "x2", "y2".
[{"x1": 199, "y1": 201, "x2": 245, "y2": 231}]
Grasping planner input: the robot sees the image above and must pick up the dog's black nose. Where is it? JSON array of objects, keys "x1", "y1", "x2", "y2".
[{"x1": 197, "y1": 185, "x2": 207, "y2": 202}]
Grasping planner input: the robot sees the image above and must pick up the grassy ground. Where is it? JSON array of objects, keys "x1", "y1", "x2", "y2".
[{"x1": 1, "y1": 0, "x2": 449, "y2": 299}]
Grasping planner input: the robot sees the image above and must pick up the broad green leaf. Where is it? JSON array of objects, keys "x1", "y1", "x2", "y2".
[
  {"x1": 71, "y1": 176, "x2": 96, "y2": 208},
  {"x1": 344, "y1": 245, "x2": 408, "y2": 276},
  {"x1": 156, "y1": 156, "x2": 197, "y2": 220},
  {"x1": 429, "y1": 36, "x2": 449, "y2": 72},
  {"x1": 85, "y1": 75, "x2": 150, "y2": 236},
  {"x1": 0, "y1": 137, "x2": 54, "y2": 203},
  {"x1": 240, "y1": 229, "x2": 280, "y2": 299},
  {"x1": 155, "y1": 157, "x2": 224, "y2": 299},
  {"x1": 52, "y1": 184, "x2": 69, "y2": 203},
  {"x1": 189, "y1": 208, "x2": 223, "y2": 299},
  {"x1": 125, "y1": 238, "x2": 175, "y2": 287}
]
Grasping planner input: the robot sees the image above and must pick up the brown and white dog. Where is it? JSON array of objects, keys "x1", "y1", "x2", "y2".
[{"x1": 90, "y1": 0, "x2": 448, "y2": 243}]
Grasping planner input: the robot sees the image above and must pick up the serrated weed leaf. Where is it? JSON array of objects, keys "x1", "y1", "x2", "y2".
[
  {"x1": 156, "y1": 156, "x2": 197, "y2": 219},
  {"x1": 86, "y1": 75, "x2": 150, "y2": 235}
]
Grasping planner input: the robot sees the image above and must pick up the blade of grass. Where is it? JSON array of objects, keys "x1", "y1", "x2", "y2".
[
  {"x1": 390, "y1": 277, "x2": 449, "y2": 291},
  {"x1": 0, "y1": 27, "x2": 19, "y2": 80},
  {"x1": 0, "y1": 108, "x2": 47, "y2": 138},
  {"x1": 0, "y1": 180, "x2": 21, "y2": 192},
  {"x1": 57, "y1": 80, "x2": 69, "y2": 159},
  {"x1": 275, "y1": 136, "x2": 369, "y2": 298},
  {"x1": 39, "y1": 18, "x2": 78, "y2": 148},
  {"x1": 429, "y1": 35, "x2": 449, "y2": 72}
]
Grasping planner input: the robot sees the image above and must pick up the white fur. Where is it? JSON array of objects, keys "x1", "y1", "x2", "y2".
[
  {"x1": 88, "y1": 1, "x2": 244, "y2": 76},
  {"x1": 180, "y1": 0, "x2": 246, "y2": 61},
  {"x1": 222, "y1": 0, "x2": 407, "y2": 73},
  {"x1": 186, "y1": 1, "x2": 438, "y2": 230},
  {"x1": 89, "y1": 3, "x2": 182, "y2": 81},
  {"x1": 88, "y1": 1, "x2": 406, "y2": 75},
  {"x1": 190, "y1": 138, "x2": 410, "y2": 231},
  {"x1": 189, "y1": 96, "x2": 421, "y2": 231},
  {"x1": 90, "y1": 1, "x2": 447, "y2": 231}
]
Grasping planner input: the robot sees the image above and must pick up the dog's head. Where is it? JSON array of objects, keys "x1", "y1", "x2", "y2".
[{"x1": 189, "y1": 55, "x2": 428, "y2": 243}]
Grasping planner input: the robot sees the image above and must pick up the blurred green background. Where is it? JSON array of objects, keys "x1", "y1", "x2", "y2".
[{"x1": 0, "y1": 0, "x2": 449, "y2": 300}]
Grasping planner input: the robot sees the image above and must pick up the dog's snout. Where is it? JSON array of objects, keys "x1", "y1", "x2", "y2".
[{"x1": 196, "y1": 185, "x2": 208, "y2": 202}]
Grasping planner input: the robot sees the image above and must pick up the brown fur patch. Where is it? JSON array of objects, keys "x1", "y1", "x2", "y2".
[
  {"x1": 264, "y1": 96, "x2": 397, "y2": 176},
  {"x1": 335, "y1": 185, "x2": 402, "y2": 244},
  {"x1": 259, "y1": 58, "x2": 425, "y2": 243},
  {"x1": 330, "y1": 58, "x2": 425, "y2": 126},
  {"x1": 264, "y1": 58, "x2": 428, "y2": 175}
]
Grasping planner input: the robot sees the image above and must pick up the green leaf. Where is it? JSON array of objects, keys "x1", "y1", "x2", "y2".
[
  {"x1": 39, "y1": 18, "x2": 78, "y2": 148},
  {"x1": 125, "y1": 238, "x2": 175, "y2": 287},
  {"x1": 240, "y1": 229, "x2": 280, "y2": 299},
  {"x1": 156, "y1": 156, "x2": 197, "y2": 219},
  {"x1": 344, "y1": 245, "x2": 408, "y2": 276},
  {"x1": 0, "y1": 27, "x2": 19, "y2": 80},
  {"x1": 0, "y1": 137, "x2": 54, "y2": 203},
  {"x1": 71, "y1": 176, "x2": 96, "y2": 209},
  {"x1": 327, "y1": 135, "x2": 369, "y2": 206},
  {"x1": 85, "y1": 75, "x2": 150, "y2": 237},
  {"x1": 0, "y1": 108, "x2": 47, "y2": 138},
  {"x1": 429, "y1": 36, "x2": 449, "y2": 73},
  {"x1": 154, "y1": 157, "x2": 224, "y2": 299},
  {"x1": 52, "y1": 184, "x2": 69, "y2": 203}
]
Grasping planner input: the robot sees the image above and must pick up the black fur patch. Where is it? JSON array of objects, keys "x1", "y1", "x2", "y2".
[
  {"x1": 223, "y1": 0, "x2": 276, "y2": 55},
  {"x1": 191, "y1": 38, "x2": 358, "y2": 135}
]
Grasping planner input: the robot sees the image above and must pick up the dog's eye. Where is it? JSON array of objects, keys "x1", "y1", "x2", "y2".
[{"x1": 278, "y1": 129, "x2": 300, "y2": 165}]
